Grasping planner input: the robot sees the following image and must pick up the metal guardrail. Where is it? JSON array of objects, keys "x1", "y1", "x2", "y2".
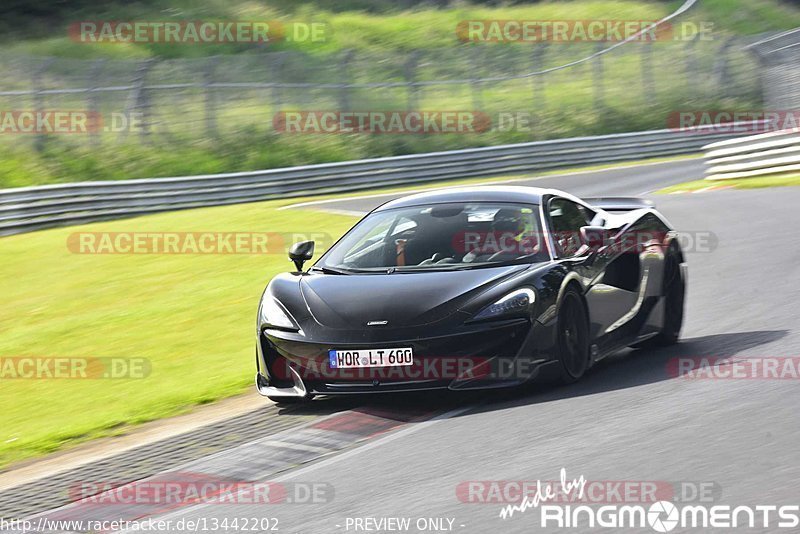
[
  {"x1": 0, "y1": 127, "x2": 751, "y2": 236},
  {"x1": 704, "y1": 128, "x2": 800, "y2": 180}
]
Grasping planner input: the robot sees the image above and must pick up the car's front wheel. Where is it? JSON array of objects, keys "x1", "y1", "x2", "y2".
[{"x1": 557, "y1": 286, "x2": 590, "y2": 384}]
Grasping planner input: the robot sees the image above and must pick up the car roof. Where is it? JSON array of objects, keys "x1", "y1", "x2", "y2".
[{"x1": 374, "y1": 185, "x2": 585, "y2": 211}]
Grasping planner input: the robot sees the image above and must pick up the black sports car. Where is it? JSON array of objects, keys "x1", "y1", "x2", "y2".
[{"x1": 255, "y1": 186, "x2": 686, "y2": 403}]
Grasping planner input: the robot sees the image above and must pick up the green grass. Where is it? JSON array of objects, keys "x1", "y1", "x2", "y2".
[
  {"x1": 658, "y1": 173, "x2": 800, "y2": 193},
  {"x1": 0, "y1": 154, "x2": 690, "y2": 469},
  {"x1": 0, "y1": 200, "x2": 358, "y2": 468},
  {"x1": 3, "y1": 0, "x2": 800, "y2": 58}
]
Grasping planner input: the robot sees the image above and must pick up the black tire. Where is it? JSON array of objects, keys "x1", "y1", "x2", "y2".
[
  {"x1": 268, "y1": 395, "x2": 314, "y2": 405},
  {"x1": 636, "y1": 244, "x2": 685, "y2": 348},
  {"x1": 557, "y1": 286, "x2": 591, "y2": 384}
]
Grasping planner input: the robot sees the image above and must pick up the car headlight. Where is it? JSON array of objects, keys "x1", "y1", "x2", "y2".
[
  {"x1": 259, "y1": 297, "x2": 298, "y2": 331},
  {"x1": 472, "y1": 288, "x2": 536, "y2": 322}
]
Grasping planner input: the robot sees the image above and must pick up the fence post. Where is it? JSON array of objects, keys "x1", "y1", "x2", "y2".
[
  {"x1": 712, "y1": 37, "x2": 736, "y2": 98},
  {"x1": 640, "y1": 42, "x2": 655, "y2": 103},
  {"x1": 592, "y1": 42, "x2": 604, "y2": 110},
  {"x1": 32, "y1": 58, "x2": 54, "y2": 152},
  {"x1": 87, "y1": 59, "x2": 105, "y2": 148},
  {"x1": 531, "y1": 44, "x2": 547, "y2": 111},
  {"x1": 469, "y1": 46, "x2": 483, "y2": 110},
  {"x1": 338, "y1": 49, "x2": 354, "y2": 110},
  {"x1": 269, "y1": 52, "x2": 286, "y2": 113},
  {"x1": 204, "y1": 57, "x2": 218, "y2": 138},
  {"x1": 129, "y1": 59, "x2": 155, "y2": 142},
  {"x1": 685, "y1": 34, "x2": 699, "y2": 95},
  {"x1": 404, "y1": 50, "x2": 420, "y2": 111}
]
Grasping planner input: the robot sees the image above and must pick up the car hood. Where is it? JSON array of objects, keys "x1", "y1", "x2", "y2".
[{"x1": 299, "y1": 265, "x2": 528, "y2": 329}]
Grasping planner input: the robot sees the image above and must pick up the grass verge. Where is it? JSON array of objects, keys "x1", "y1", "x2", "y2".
[
  {"x1": 3, "y1": 0, "x2": 799, "y2": 57},
  {"x1": 0, "y1": 201, "x2": 357, "y2": 469},
  {"x1": 658, "y1": 173, "x2": 800, "y2": 193}
]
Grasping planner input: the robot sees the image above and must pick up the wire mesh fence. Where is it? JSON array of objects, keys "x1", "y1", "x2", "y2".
[
  {"x1": 747, "y1": 29, "x2": 800, "y2": 112},
  {"x1": 0, "y1": 35, "x2": 791, "y2": 150}
]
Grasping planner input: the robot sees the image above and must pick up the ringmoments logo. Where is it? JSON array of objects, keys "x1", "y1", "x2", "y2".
[{"x1": 496, "y1": 469, "x2": 800, "y2": 531}]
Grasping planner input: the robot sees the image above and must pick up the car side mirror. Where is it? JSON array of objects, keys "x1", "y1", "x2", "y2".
[
  {"x1": 288, "y1": 240, "x2": 315, "y2": 272},
  {"x1": 579, "y1": 226, "x2": 611, "y2": 251}
]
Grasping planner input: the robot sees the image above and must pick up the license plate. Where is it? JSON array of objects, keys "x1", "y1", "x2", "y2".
[{"x1": 328, "y1": 348, "x2": 413, "y2": 369}]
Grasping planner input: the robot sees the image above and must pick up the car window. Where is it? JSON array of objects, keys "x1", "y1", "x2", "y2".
[
  {"x1": 343, "y1": 216, "x2": 417, "y2": 262},
  {"x1": 548, "y1": 198, "x2": 591, "y2": 257},
  {"x1": 319, "y1": 202, "x2": 548, "y2": 272}
]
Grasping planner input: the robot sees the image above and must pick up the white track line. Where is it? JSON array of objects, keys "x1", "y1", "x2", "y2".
[
  {"x1": 113, "y1": 403, "x2": 479, "y2": 532},
  {"x1": 271, "y1": 403, "x2": 478, "y2": 481},
  {"x1": 21, "y1": 407, "x2": 353, "y2": 525}
]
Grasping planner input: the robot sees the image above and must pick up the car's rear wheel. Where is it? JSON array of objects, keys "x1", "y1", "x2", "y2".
[{"x1": 557, "y1": 287, "x2": 590, "y2": 384}]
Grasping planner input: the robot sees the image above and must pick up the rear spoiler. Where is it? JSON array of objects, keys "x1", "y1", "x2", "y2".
[{"x1": 583, "y1": 197, "x2": 655, "y2": 212}]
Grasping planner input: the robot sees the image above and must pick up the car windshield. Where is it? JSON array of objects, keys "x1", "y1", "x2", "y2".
[{"x1": 316, "y1": 202, "x2": 548, "y2": 272}]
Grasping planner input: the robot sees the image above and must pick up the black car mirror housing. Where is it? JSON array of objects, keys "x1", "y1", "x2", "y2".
[
  {"x1": 579, "y1": 226, "x2": 611, "y2": 251},
  {"x1": 288, "y1": 240, "x2": 315, "y2": 272}
]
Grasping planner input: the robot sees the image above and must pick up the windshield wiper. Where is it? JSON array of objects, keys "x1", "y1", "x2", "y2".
[
  {"x1": 309, "y1": 266, "x2": 352, "y2": 275},
  {"x1": 391, "y1": 265, "x2": 472, "y2": 272}
]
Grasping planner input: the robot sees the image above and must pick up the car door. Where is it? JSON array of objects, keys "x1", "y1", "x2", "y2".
[{"x1": 547, "y1": 196, "x2": 638, "y2": 343}]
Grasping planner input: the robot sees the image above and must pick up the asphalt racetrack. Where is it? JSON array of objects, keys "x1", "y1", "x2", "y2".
[{"x1": 10, "y1": 158, "x2": 800, "y2": 534}]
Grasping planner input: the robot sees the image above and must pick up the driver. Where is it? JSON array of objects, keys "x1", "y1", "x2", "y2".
[{"x1": 463, "y1": 208, "x2": 538, "y2": 262}]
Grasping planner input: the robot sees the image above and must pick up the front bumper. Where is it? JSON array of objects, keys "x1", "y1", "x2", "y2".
[{"x1": 255, "y1": 318, "x2": 554, "y2": 397}]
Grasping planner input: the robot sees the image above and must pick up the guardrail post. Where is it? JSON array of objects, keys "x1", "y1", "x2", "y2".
[
  {"x1": 404, "y1": 51, "x2": 420, "y2": 111},
  {"x1": 204, "y1": 56, "x2": 218, "y2": 138},
  {"x1": 87, "y1": 59, "x2": 105, "y2": 148},
  {"x1": 531, "y1": 44, "x2": 547, "y2": 110},
  {"x1": 592, "y1": 42, "x2": 604, "y2": 110},
  {"x1": 338, "y1": 49, "x2": 354, "y2": 111},
  {"x1": 32, "y1": 58, "x2": 54, "y2": 152}
]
